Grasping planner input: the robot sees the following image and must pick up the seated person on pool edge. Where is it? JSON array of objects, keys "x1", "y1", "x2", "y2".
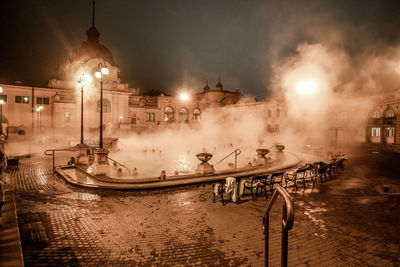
[{"x1": 158, "y1": 170, "x2": 166, "y2": 179}]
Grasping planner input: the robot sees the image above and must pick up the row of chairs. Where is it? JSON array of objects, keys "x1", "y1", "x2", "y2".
[{"x1": 212, "y1": 158, "x2": 346, "y2": 205}]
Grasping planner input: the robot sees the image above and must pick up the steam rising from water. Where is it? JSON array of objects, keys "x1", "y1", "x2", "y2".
[{"x1": 111, "y1": 109, "x2": 277, "y2": 177}]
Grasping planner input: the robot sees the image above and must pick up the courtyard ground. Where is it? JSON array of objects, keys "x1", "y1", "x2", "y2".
[{"x1": 2, "y1": 145, "x2": 400, "y2": 266}]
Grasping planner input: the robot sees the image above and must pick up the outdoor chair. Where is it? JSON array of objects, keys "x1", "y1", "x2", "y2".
[
  {"x1": 284, "y1": 167, "x2": 308, "y2": 190},
  {"x1": 243, "y1": 175, "x2": 270, "y2": 199},
  {"x1": 212, "y1": 177, "x2": 237, "y2": 205},
  {"x1": 269, "y1": 171, "x2": 285, "y2": 193},
  {"x1": 313, "y1": 161, "x2": 328, "y2": 182}
]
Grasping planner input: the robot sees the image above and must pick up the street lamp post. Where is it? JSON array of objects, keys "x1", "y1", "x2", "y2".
[
  {"x1": 77, "y1": 73, "x2": 90, "y2": 145},
  {"x1": 36, "y1": 106, "x2": 43, "y2": 134},
  {"x1": 0, "y1": 99, "x2": 4, "y2": 135},
  {"x1": 95, "y1": 61, "x2": 109, "y2": 149},
  {"x1": 91, "y1": 61, "x2": 110, "y2": 176}
]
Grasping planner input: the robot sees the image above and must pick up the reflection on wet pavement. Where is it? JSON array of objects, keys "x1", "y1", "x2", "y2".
[{"x1": 9, "y1": 147, "x2": 400, "y2": 266}]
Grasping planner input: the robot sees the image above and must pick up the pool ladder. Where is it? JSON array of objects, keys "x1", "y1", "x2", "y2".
[{"x1": 263, "y1": 185, "x2": 294, "y2": 267}]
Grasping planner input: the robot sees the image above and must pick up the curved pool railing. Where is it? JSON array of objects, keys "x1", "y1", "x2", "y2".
[
  {"x1": 214, "y1": 149, "x2": 241, "y2": 169},
  {"x1": 44, "y1": 148, "x2": 83, "y2": 172}
]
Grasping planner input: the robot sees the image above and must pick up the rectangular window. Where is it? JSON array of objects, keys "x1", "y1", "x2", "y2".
[
  {"x1": 37, "y1": 97, "x2": 50, "y2": 105},
  {"x1": 386, "y1": 127, "x2": 395, "y2": 137},
  {"x1": 371, "y1": 127, "x2": 380, "y2": 137},
  {"x1": 146, "y1": 112, "x2": 155, "y2": 122},
  {"x1": 23, "y1": 96, "x2": 29, "y2": 104},
  {"x1": 65, "y1": 111, "x2": 71, "y2": 122},
  {"x1": 131, "y1": 117, "x2": 136, "y2": 124},
  {"x1": 0, "y1": 95, "x2": 7, "y2": 102},
  {"x1": 15, "y1": 96, "x2": 22, "y2": 103}
]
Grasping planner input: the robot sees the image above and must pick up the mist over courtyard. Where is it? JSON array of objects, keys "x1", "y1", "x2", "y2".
[{"x1": 1, "y1": 1, "x2": 400, "y2": 266}]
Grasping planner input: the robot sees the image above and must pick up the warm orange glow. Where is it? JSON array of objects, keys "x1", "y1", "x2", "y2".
[
  {"x1": 0, "y1": 87, "x2": 3, "y2": 93},
  {"x1": 36, "y1": 106, "x2": 43, "y2": 112},
  {"x1": 179, "y1": 92, "x2": 190, "y2": 101},
  {"x1": 95, "y1": 71, "x2": 102, "y2": 78},
  {"x1": 296, "y1": 80, "x2": 317, "y2": 95}
]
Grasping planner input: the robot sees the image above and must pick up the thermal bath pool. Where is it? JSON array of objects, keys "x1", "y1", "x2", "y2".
[
  {"x1": 57, "y1": 150, "x2": 300, "y2": 189},
  {"x1": 107, "y1": 144, "x2": 282, "y2": 179}
]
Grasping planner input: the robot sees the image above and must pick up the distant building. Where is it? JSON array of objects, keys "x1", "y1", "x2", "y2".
[
  {"x1": 0, "y1": 22, "x2": 252, "y2": 141},
  {"x1": 366, "y1": 90, "x2": 400, "y2": 152}
]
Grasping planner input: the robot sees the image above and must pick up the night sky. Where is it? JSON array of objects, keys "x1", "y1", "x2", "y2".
[{"x1": 1, "y1": 0, "x2": 400, "y2": 98}]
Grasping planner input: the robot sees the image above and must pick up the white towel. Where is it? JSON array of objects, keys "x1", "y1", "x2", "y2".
[
  {"x1": 225, "y1": 177, "x2": 238, "y2": 202},
  {"x1": 213, "y1": 183, "x2": 221, "y2": 195},
  {"x1": 239, "y1": 179, "x2": 248, "y2": 196}
]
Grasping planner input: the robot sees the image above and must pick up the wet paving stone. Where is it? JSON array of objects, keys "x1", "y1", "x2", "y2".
[{"x1": 9, "y1": 147, "x2": 400, "y2": 266}]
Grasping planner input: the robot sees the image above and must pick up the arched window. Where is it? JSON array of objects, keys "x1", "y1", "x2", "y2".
[
  {"x1": 164, "y1": 106, "x2": 174, "y2": 122},
  {"x1": 276, "y1": 109, "x2": 280, "y2": 118},
  {"x1": 97, "y1": 98, "x2": 111, "y2": 113},
  {"x1": 385, "y1": 108, "x2": 395, "y2": 118},
  {"x1": 179, "y1": 107, "x2": 188, "y2": 122},
  {"x1": 193, "y1": 108, "x2": 201, "y2": 123},
  {"x1": 267, "y1": 110, "x2": 271, "y2": 118}
]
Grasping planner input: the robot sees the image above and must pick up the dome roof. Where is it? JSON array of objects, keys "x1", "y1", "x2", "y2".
[
  {"x1": 70, "y1": 41, "x2": 116, "y2": 66},
  {"x1": 69, "y1": 25, "x2": 116, "y2": 66}
]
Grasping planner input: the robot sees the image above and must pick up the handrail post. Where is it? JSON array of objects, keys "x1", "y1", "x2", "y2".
[
  {"x1": 281, "y1": 202, "x2": 288, "y2": 267},
  {"x1": 235, "y1": 150, "x2": 238, "y2": 169},
  {"x1": 263, "y1": 186, "x2": 294, "y2": 267},
  {"x1": 264, "y1": 214, "x2": 270, "y2": 267}
]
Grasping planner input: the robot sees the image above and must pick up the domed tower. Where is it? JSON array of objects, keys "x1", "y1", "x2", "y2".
[
  {"x1": 203, "y1": 80, "x2": 211, "y2": 92},
  {"x1": 49, "y1": 0, "x2": 123, "y2": 91},
  {"x1": 215, "y1": 77, "x2": 223, "y2": 91}
]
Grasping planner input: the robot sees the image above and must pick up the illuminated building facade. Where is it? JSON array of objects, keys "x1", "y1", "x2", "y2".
[
  {"x1": 366, "y1": 90, "x2": 400, "y2": 152},
  {"x1": 0, "y1": 22, "x2": 251, "y2": 141}
]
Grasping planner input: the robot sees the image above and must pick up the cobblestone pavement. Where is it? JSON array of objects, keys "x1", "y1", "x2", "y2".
[{"x1": 6, "y1": 146, "x2": 400, "y2": 266}]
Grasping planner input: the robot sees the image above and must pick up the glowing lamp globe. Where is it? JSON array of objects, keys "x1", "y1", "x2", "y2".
[
  {"x1": 101, "y1": 67, "x2": 109, "y2": 75},
  {"x1": 82, "y1": 74, "x2": 90, "y2": 85},
  {"x1": 296, "y1": 80, "x2": 317, "y2": 95},
  {"x1": 95, "y1": 71, "x2": 102, "y2": 79},
  {"x1": 179, "y1": 92, "x2": 189, "y2": 101}
]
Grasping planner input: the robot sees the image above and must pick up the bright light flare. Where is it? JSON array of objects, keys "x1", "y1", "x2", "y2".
[
  {"x1": 101, "y1": 67, "x2": 109, "y2": 75},
  {"x1": 0, "y1": 87, "x2": 3, "y2": 93},
  {"x1": 81, "y1": 73, "x2": 91, "y2": 85},
  {"x1": 179, "y1": 92, "x2": 190, "y2": 101},
  {"x1": 296, "y1": 80, "x2": 318, "y2": 95},
  {"x1": 95, "y1": 71, "x2": 101, "y2": 78},
  {"x1": 0, "y1": 100, "x2": 4, "y2": 105},
  {"x1": 36, "y1": 106, "x2": 43, "y2": 111}
]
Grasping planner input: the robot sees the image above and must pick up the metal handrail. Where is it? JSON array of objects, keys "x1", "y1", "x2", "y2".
[
  {"x1": 263, "y1": 185, "x2": 294, "y2": 267},
  {"x1": 213, "y1": 149, "x2": 241, "y2": 169},
  {"x1": 107, "y1": 156, "x2": 131, "y2": 174},
  {"x1": 44, "y1": 148, "x2": 84, "y2": 172}
]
